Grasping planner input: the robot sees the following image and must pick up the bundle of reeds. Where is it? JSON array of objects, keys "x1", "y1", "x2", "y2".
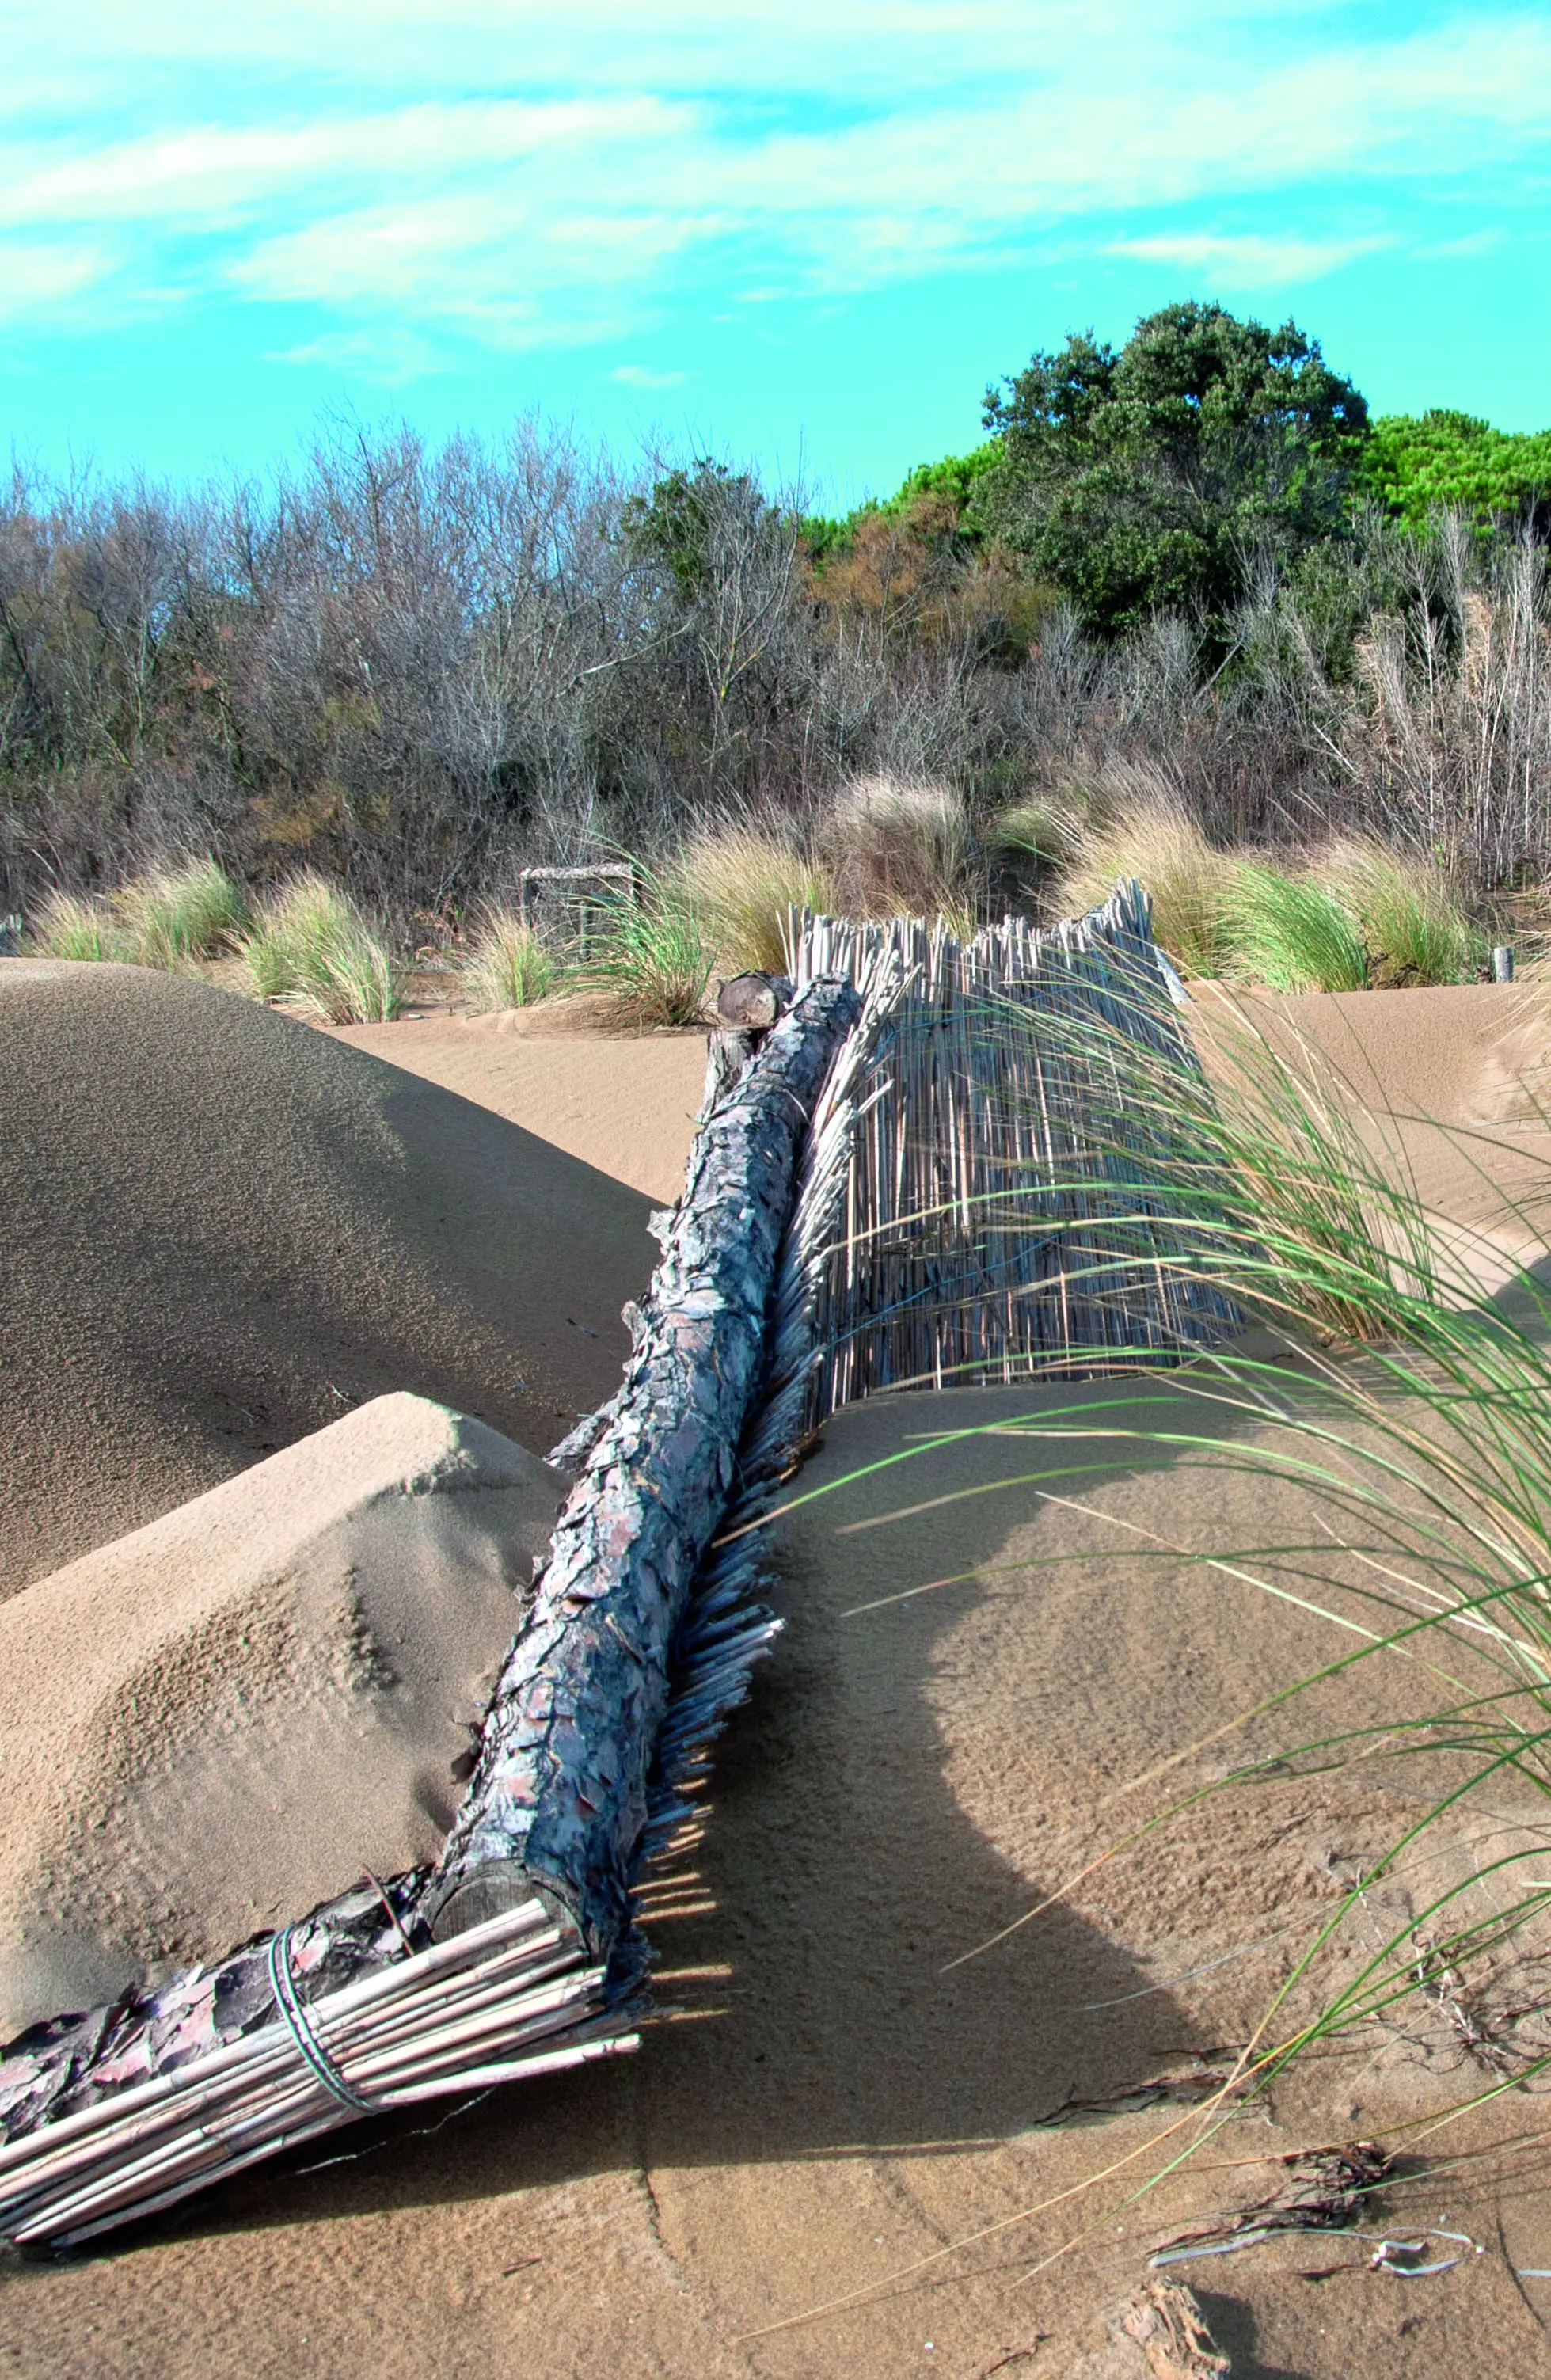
[{"x1": 0, "y1": 1893, "x2": 630, "y2": 2249}]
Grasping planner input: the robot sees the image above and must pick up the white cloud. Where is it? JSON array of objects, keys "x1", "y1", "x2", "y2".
[
  {"x1": 1108, "y1": 231, "x2": 1395, "y2": 286},
  {"x1": 0, "y1": 7, "x2": 1545, "y2": 350},
  {"x1": 611, "y1": 364, "x2": 690, "y2": 387},
  {"x1": 0, "y1": 238, "x2": 112, "y2": 320}
]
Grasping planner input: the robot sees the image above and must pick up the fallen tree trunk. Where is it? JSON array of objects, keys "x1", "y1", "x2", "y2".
[{"x1": 425, "y1": 975, "x2": 861, "y2": 1950}]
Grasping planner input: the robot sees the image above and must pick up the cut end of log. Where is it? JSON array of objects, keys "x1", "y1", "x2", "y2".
[{"x1": 716, "y1": 973, "x2": 789, "y2": 1030}]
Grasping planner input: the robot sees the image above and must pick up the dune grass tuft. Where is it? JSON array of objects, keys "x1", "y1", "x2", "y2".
[
  {"x1": 986, "y1": 793, "x2": 1085, "y2": 871},
  {"x1": 238, "y1": 873, "x2": 403, "y2": 1022},
  {"x1": 1052, "y1": 808, "x2": 1241, "y2": 978},
  {"x1": 112, "y1": 857, "x2": 245, "y2": 968},
  {"x1": 460, "y1": 909, "x2": 557, "y2": 1011},
  {"x1": 1317, "y1": 835, "x2": 1482, "y2": 987},
  {"x1": 1223, "y1": 861, "x2": 1370, "y2": 994},
  {"x1": 580, "y1": 870, "x2": 713, "y2": 1028},
  {"x1": 29, "y1": 890, "x2": 116, "y2": 962},
  {"x1": 818, "y1": 776, "x2": 971, "y2": 926},
  {"x1": 671, "y1": 827, "x2": 836, "y2": 977}
]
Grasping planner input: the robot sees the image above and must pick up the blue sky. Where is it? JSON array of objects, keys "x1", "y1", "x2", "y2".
[{"x1": 4, "y1": 1, "x2": 1550, "y2": 506}]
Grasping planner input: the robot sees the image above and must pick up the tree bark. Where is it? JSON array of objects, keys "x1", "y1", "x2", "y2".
[{"x1": 424, "y1": 976, "x2": 861, "y2": 1952}]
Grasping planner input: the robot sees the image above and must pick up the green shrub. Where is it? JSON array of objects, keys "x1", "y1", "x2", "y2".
[
  {"x1": 1317, "y1": 837, "x2": 1481, "y2": 986},
  {"x1": 671, "y1": 827, "x2": 837, "y2": 976},
  {"x1": 460, "y1": 909, "x2": 557, "y2": 1011},
  {"x1": 113, "y1": 857, "x2": 244, "y2": 968},
  {"x1": 238, "y1": 873, "x2": 403, "y2": 1023}
]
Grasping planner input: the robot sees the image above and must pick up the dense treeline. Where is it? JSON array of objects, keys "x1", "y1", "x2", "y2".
[{"x1": 4, "y1": 300, "x2": 1551, "y2": 924}]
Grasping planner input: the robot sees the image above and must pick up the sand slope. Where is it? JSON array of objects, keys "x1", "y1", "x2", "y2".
[
  {"x1": 0, "y1": 1393, "x2": 566, "y2": 2039},
  {"x1": 6, "y1": 1381, "x2": 1549, "y2": 2377},
  {"x1": 0, "y1": 962, "x2": 659, "y2": 1591},
  {"x1": 327, "y1": 1011, "x2": 707, "y2": 1205}
]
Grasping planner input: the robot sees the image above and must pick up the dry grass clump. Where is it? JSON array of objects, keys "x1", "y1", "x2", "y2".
[
  {"x1": 1052, "y1": 808, "x2": 1240, "y2": 978},
  {"x1": 460, "y1": 909, "x2": 557, "y2": 1011},
  {"x1": 238, "y1": 873, "x2": 403, "y2": 1023},
  {"x1": 817, "y1": 776, "x2": 971, "y2": 927},
  {"x1": 671, "y1": 827, "x2": 837, "y2": 976}
]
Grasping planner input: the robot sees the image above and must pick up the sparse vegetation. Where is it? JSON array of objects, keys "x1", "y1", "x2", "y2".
[
  {"x1": 460, "y1": 909, "x2": 557, "y2": 1011},
  {"x1": 238, "y1": 874, "x2": 403, "y2": 1023}
]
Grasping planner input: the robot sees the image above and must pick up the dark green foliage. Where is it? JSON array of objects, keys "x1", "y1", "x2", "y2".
[
  {"x1": 1362, "y1": 409, "x2": 1551, "y2": 532},
  {"x1": 622, "y1": 458, "x2": 774, "y2": 595},
  {"x1": 980, "y1": 302, "x2": 1370, "y2": 637}
]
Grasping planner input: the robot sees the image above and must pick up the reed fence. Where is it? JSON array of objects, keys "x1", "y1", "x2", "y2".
[{"x1": 787, "y1": 883, "x2": 1239, "y2": 1419}]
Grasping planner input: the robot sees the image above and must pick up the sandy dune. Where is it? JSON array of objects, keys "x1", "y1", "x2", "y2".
[
  {"x1": 0, "y1": 1394, "x2": 568, "y2": 2039},
  {"x1": 327, "y1": 1010, "x2": 708, "y2": 1206},
  {"x1": 0, "y1": 962, "x2": 660, "y2": 1591},
  {"x1": 5, "y1": 977, "x2": 1551, "y2": 2375}
]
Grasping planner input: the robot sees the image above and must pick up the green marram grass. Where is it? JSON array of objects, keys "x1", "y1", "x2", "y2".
[
  {"x1": 1319, "y1": 835, "x2": 1483, "y2": 987},
  {"x1": 238, "y1": 873, "x2": 404, "y2": 1023},
  {"x1": 792, "y1": 979, "x2": 1551, "y2": 2172},
  {"x1": 1223, "y1": 861, "x2": 1370, "y2": 994},
  {"x1": 29, "y1": 890, "x2": 116, "y2": 962},
  {"x1": 29, "y1": 858, "x2": 244, "y2": 969},
  {"x1": 580, "y1": 868, "x2": 713, "y2": 1028},
  {"x1": 460, "y1": 909, "x2": 557, "y2": 1011},
  {"x1": 112, "y1": 857, "x2": 245, "y2": 968}
]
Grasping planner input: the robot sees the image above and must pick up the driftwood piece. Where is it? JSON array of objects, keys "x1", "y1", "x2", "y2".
[{"x1": 424, "y1": 977, "x2": 861, "y2": 1952}]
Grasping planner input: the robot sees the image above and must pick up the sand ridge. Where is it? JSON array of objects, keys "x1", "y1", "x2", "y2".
[
  {"x1": 0, "y1": 960, "x2": 663, "y2": 1591},
  {"x1": 0, "y1": 1393, "x2": 568, "y2": 2039}
]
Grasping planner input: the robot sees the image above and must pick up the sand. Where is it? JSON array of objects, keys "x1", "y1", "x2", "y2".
[
  {"x1": 0, "y1": 1393, "x2": 568, "y2": 2040},
  {"x1": 6, "y1": 979, "x2": 1551, "y2": 2374},
  {"x1": 0, "y1": 961, "x2": 668, "y2": 1592},
  {"x1": 327, "y1": 1009, "x2": 708, "y2": 1206}
]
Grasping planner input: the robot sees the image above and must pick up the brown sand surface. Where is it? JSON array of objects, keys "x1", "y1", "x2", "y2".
[
  {"x1": 8, "y1": 1380, "x2": 1549, "y2": 2378},
  {"x1": 1192, "y1": 981, "x2": 1551, "y2": 1276},
  {"x1": 0, "y1": 1393, "x2": 567, "y2": 2038},
  {"x1": 327, "y1": 1011, "x2": 708, "y2": 1204},
  {"x1": 6, "y1": 979, "x2": 1551, "y2": 2372},
  {"x1": 0, "y1": 960, "x2": 660, "y2": 1591}
]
